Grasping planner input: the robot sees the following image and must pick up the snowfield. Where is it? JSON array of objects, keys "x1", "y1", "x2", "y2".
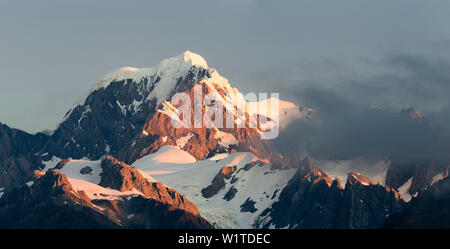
[
  {"x1": 57, "y1": 159, "x2": 103, "y2": 184},
  {"x1": 132, "y1": 148, "x2": 297, "y2": 228}
]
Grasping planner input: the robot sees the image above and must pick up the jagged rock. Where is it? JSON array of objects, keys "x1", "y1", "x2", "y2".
[
  {"x1": 257, "y1": 157, "x2": 405, "y2": 229},
  {"x1": 240, "y1": 198, "x2": 257, "y2": 213},
  {"x1": 223, "y1": 186, "x2": 238, "y2": 201},
  {"x1": 116, "y1": 80, "x2": 275, "y2": 164},
  {"x1": 343, "y1": 172, "x2": 404, "y2": 228},
  {"x1": 100, "y1": 156, "x2": 200, "y2": 215},
  {"x1": 230, "y1": 175, "x2": 239, "y2": 184},
  {"x1": 0, "y1": 122, "x2": 48, "y2": 159},
  {"x1": 201, "y1": 165, "x2": 237, "y2": 198}
]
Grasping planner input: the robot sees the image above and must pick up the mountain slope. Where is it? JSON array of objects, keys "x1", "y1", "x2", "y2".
[{"x1": 0, "y1": 123, "x2": 48, "y2": 188}]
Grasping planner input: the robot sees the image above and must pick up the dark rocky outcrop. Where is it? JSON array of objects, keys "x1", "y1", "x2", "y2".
[
  {"x1": 223, "y1": 186, "x2": 238, "y2": 201},
  {"x1": 119, "y1": 197, "x2": 212, "y2": 229},
  {"x1": 240, "y1": 198, "x2": 258, "y2": 213},
  {"x1": 343, "y1": 172, "x2": 404, "y2": 228},
  {"x1": 385, "y1": 176, "x2": 450, "y2": 229},
  {"x1": 79, "y1": 166, "x2": 93, "y2": 175},
  {"x1": 201, "y1": 165, "x2": 237, "y2": 198}
]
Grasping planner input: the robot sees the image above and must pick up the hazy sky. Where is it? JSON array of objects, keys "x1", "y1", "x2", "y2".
[{"x1": 1, "y1": 0, "x2": 450, "y2": 133}]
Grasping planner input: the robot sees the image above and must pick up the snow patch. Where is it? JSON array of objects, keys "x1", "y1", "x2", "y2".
[
  {"x1": 133, "y1": 151, "x2": 296, "y2": 228},
  {"x1": 176, "y1": 133, "x2": 194, "y2": 148},
  {"x1": 68, "y1": 178, "x2": 142, "y2": 201},
  {"x1": 214, "y1": 130, "x2": 238, "y2": 148},
  {"x1": 431, "y1": 172, "x2": 446, "y2": 186},
  {"x1": 398, "y1": 177, "x2": 414, "y2": 202},
  {"x1": 132, "y1": 146, "x2": 196, "y2": 171},
  {"x1": 56, "y1": 159, "x2": 103, "y2": 185},
  {"x1": 41, "y1": 156, "x2": 62, "y2": 172}
]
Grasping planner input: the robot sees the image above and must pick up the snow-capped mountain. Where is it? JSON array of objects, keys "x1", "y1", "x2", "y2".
[
  {"x1": 0, "y1": 51, "x2": 448, "y2": 228},
  {"x1": 42, "y1": 51, "x2": 312, "y2": 164}
]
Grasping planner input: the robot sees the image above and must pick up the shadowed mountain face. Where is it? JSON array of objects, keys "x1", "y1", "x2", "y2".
[
  {"x1": 43, "y1": 68, "x2": 209, "y2": 161},
  {"x1": 0, "y1": 123, "x2": 49, "y2": 188},
  {"x1": 385, "y1": 176, "x2": 450, "y2": 229},
  {"x1": 0, "y1": 51, "x2": 448, "y2": 228}
]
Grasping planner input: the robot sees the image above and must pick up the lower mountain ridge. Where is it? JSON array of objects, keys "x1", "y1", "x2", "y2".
[{"x1": 0, "y1": 157, "x2": 212, "y2": 229}]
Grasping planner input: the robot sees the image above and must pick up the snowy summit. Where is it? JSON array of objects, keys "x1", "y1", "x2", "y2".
[{"x1": 97, "y1": 50, "x2": 209, "y2": 90}]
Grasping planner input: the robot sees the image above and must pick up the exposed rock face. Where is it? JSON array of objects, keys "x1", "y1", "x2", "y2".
[
  {"x1": 257, "y1": 157, "x2": 405, "y2": 229},
  {"x1": 385, "y1": 176, "x2": 450, "y2": 229},
  {"x1": 116, "y1": 80, "x2": 276, "y2": 165},
  {"x1": 223, "y1": 186, "x2": 238, "y2": 201},
  {"x1": 100, "y1": 156, "x2": 200, "y2": 215},
  {"x1": 0, "y1": 168, "x2": 212, "y2": 229},
  {"x1": 240, "y1": 198, "x2": 258, "y2": 213},
  {"x1": 42, "y1": 79, "x2": 158, "y2": 161},
  {"x1": 0, "y1": 123, "x2": 48, "y2": 159},
  {"x1": 0, "y1": 123, "x2": 48, "y2": 188},
  {"x1": 201, "y1": 165, "x2": 237, "y2": 198},
  {"x1": 343, "y1": 173, "x2": 404, "y2": 228},
  {"x1": 42, "y1": 66, "x2": 211, "y2": 161}
]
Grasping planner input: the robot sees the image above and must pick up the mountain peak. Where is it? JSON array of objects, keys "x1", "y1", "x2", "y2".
[
  {"x1": 95, "y1": 50, "x2": 208, "y2": 92},
  {"x1": 347, "y1": 172, "x2": 374, "y2": 186},
  {"x1": 183, "y1": 50, "x2": 208, "y2": 68}
]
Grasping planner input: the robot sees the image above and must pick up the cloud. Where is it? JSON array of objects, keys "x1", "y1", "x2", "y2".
[{"x1": 270, "y1": 53, "x2": 450, "y2": 163}]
